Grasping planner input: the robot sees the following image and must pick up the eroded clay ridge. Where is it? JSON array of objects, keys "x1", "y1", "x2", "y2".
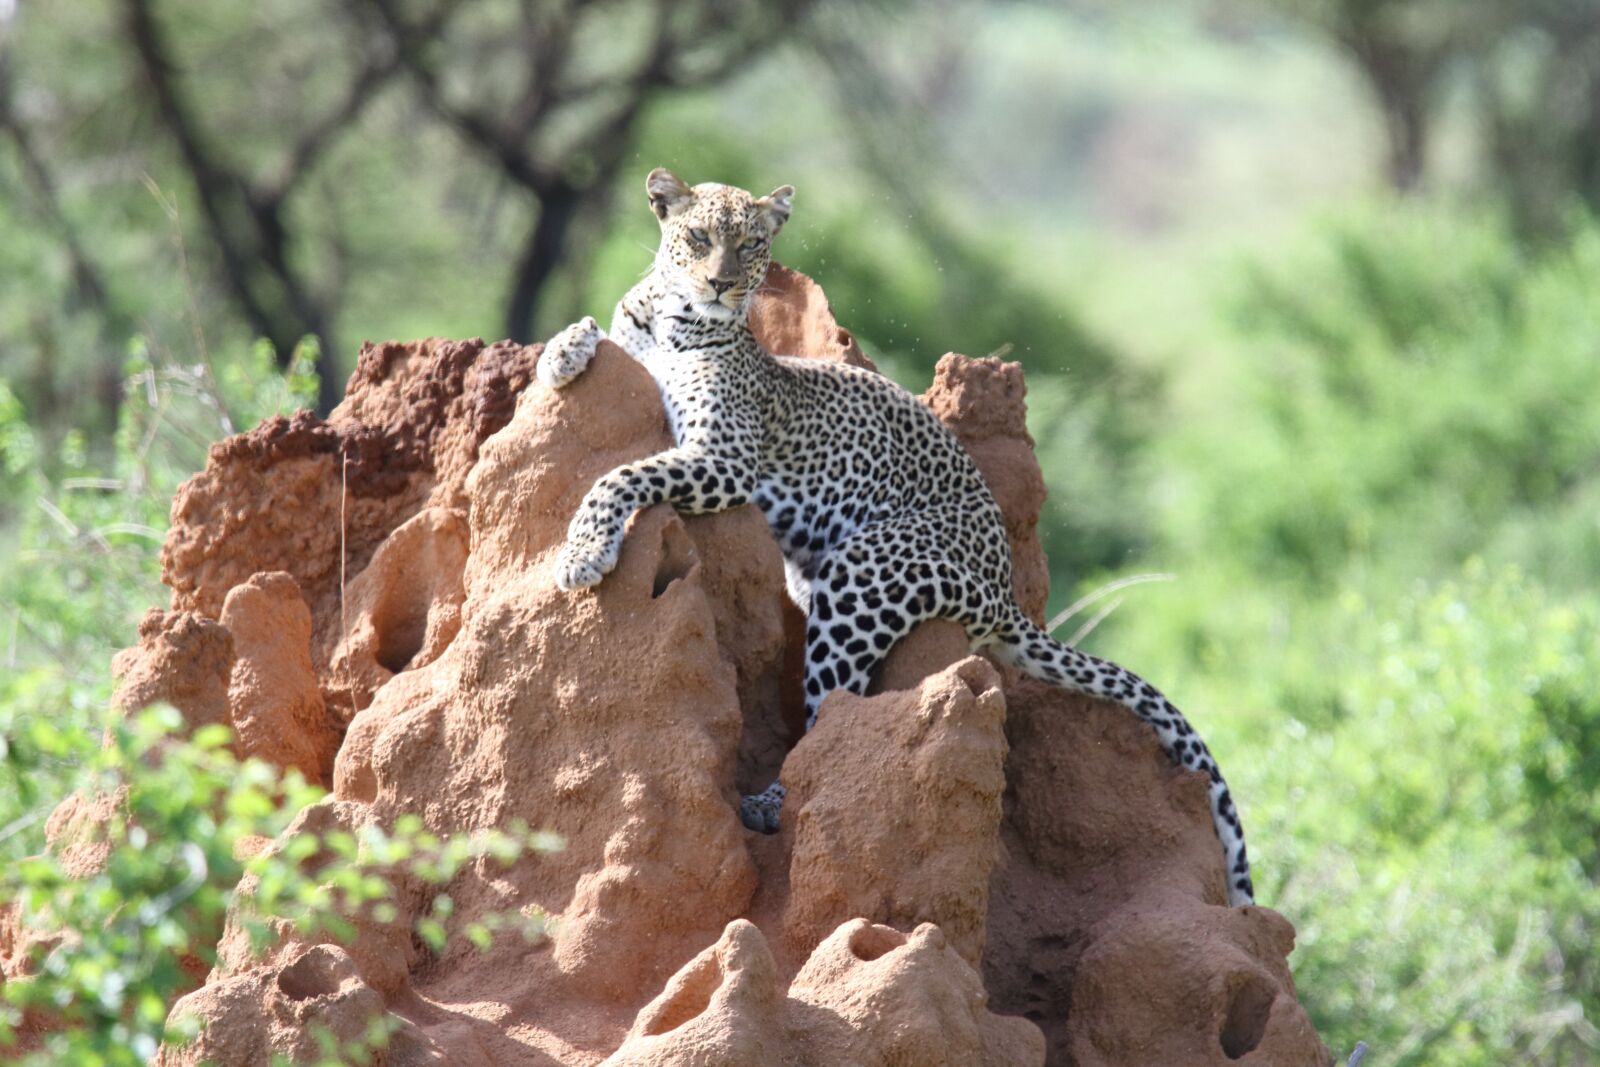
[{"x1": 66, "y1": 264, "x2": 1333, "y2": 1064}]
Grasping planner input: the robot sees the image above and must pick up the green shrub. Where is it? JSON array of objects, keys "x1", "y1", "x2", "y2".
[
  {"x1": 1074, "y1": 204, "x2": 1600, "y2": 1064},
  {"x1": 1151, "y1": 206, "x2": 1600, "y2": 589},
  {"x1": 0, "y1": 706, "x2": 556, "y2": 1067},
  {"x1": 0, "y1": 339, "x2": 320, "y2": 862},
  {"x1": 1273, "y1": 568, "x2": 1600, "y2": 1063},
  {"x1": 1087, "y1": 561, "x2": 1599, "y2": 1064}
]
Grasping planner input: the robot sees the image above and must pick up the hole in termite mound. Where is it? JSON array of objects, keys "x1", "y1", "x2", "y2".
[
  {"x1": 1220, "y1": 974, "x2": 1276, "y2": 1059},
  {"x1": 641, "y1": 953, "x2": 719, "y2": 1036},
  {"x1": 848, "y1": 924, "x2": 906, "y2": 962},
  {"x1": 652, "y1": 520, "x2": 698, "y2": 598},
  {"x1": 277, "y1": 948, "x2": 344, "y2": 1002}
]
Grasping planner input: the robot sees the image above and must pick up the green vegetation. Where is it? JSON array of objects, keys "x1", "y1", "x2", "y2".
[
  {"x1": 1, "y1": 704, "x2": 555, "y2": 1066},
  {"x1": 0, "y1": 351, "x2": 556, "y2": 1065},
  {"x1": 0, "y1": 339, "x2": 318, "y2": 856},
  {"x1": 5, "y1": 1, "x2": 1600, "y2": 1063},
  {"x1": 1088, "y1": 206, "x2": 1600, "y2": 1062}
]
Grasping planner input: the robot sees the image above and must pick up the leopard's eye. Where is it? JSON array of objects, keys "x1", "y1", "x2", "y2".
[
  {"x1": 688, "y1": 228, "x2": 710, "y2": 246},
  {"x1": 740, "y1": 237, "x2": 764, "y2": 253}
]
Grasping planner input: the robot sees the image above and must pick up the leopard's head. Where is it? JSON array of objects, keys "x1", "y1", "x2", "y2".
[{"x1": 646, "y1": 168, "x2": 793, "y2": 321}]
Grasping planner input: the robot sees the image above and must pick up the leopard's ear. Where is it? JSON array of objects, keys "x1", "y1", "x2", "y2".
[
  {"x1": 757, "y1": 185, "x2": 794, "y2": 236},
  {"x1": 646, "y1": 168, "x2": 694, "y2": 221}
]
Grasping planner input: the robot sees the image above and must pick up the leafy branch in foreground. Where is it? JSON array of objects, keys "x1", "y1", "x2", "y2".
[{"x1": 0, "y1": 705, "x2": 559, "y2": 1067}]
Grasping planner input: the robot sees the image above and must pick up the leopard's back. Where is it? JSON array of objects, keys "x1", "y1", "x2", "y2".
[{"x1": 754, "y1": 356, "x2": 1009, "y2": 580}]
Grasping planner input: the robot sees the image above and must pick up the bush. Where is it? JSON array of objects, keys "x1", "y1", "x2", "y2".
[
  {"x1": 1271, "y1": 568, "x2": 1600, "y2": 1064},
  {"x1": 1084, "y1": 204, "x2": 1600, "y2": 1065},
  {"x1": 1150, "y1": 206, "x2": 1600, "y2": 589},
  {"x1": 0, "y1": 339, "x2": 319, "y2": 864},
  {"x1": 0, "y1": 706, "x2": 556, "y2": 1066}
]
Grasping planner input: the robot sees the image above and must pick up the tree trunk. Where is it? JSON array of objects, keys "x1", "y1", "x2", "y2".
[
  {"x1": 1380, "y1": 89, "x2": 1428, "y2": 193},
  {"x1": 504, "y1": 183, "x2": 582, "y2": 344},
  {"x1": 1340, "y1": 26, "x2": 1439, "y2": 195},
  {"x1": 124, "y1": 0, "x2": 346, "y2": 413}
]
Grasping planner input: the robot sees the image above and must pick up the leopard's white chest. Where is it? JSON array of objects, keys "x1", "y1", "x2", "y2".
[{"x1": 630, "y1": 344, "x2": 683, "y2": 441}]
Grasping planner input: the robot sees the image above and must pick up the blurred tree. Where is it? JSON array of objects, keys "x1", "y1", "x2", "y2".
[
  {"x1": 348, "y1": 0, "x2": 823, "y2": 346},
  {"x1": 120, "y1": 0, "x2": 825, "y2": 409},
  {"x1": 799, "y1": 1, "x2": 1151, "y2": 581},
  {"x1": 0, "y1": 39, "x2": 131, "y2": 438},
  {"x1": 0, "y1": 4, "x2": 138, "y2": 448},
  {"x1": 1473, "y1": 0, "x2": 1600, "y2": 240},
  {"x1": 1263, "y1": 0, "x2": 1491, "y2": 191},
  {"x1": 1264, "y1": 0, "x2": 1600, "y2": 238},
  {"x1": 1, "y1": 0, "x2": 823, "y2": 424},
  {"x1": 120, "y1": 0, "x2": 397, "y2": 413}
]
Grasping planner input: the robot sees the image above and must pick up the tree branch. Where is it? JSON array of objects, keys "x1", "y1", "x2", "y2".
[
  {"x1": 123, "y1": 0, "x2": 345, "y2": 410},
  {"x1": 356, "y1": 0, "x2": 561, "y2": 192},
  {"x1": 0, "y1": 49, "x2": 130, "y2": 429},
  {"x1": 123, "y1": 0, "x2": 285, "y2": 348},
  {"x1": 256, "y1": 48, "x2": 403, "y2": 206},
  {"x1": 359, "y1": 0, "x2": 821, "y2": 341}
]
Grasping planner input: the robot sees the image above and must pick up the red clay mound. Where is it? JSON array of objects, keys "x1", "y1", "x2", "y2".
[{"x1": 90, "y1": 263, "x2": 1329, "y2": 1064}]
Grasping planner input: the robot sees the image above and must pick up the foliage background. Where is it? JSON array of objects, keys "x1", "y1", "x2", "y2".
[{"x1": 4, "y1": 0, "x2": 1600, "y2": 1063}]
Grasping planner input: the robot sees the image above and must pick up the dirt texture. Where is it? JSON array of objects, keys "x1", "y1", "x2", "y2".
[{"x1": 45, "y1": 263, "x2": 1331, "y2": 1064}]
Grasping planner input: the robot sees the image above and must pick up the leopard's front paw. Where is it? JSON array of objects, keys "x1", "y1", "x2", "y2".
[
  {"x1": 553, "y1": 535, "x2": 620, "y2": 592},
  {"x1": 537, "y1": 316, "x2": 604, "y2": 390}
]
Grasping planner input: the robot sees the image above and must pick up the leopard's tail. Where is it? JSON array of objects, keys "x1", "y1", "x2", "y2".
[{"x1": 988, "y1": 605, "x2": 1254, "y2": 906}]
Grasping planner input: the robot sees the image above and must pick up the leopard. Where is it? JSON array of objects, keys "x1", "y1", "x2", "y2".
[{"x1": 536, "y1": 168, "x2": 1255, "y2": 906}]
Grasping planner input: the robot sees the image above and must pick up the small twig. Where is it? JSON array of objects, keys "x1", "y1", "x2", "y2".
[
  {"x1": 34, "y1": 495, "x2": 79, "y2": 538},
  {"x1": 129, "y1": 366, "x2": 175, "y2": 494},
  {"x1": 1347, "y1": 1041, "x2": 1369, "y2": 1066},
  {"x1": 1046, "y1": 572, "x2": 1175, "y2": 635},
  {"x1": 1065, "y1": 596, "x2": 1122, "y2": 648},
  {"x1": 60, "y1": 477, "x2": 124, "y2": 492},
  {"x1": 137, "y1": 840, "x2": 209, "y2": 924},
  {"x1": 0, "y1": 810, "x2": 43, "y2": 847},
  {"x1": 5, "y1": 610, "x2": 74, "y2": 674},
  {"x1": 83, "y1": 527, "x2": 114, "y2": 553},
  {"x1": 94, "y1": 522, "x2": 165, "y2": 541},
  {"x1": 140, "y1": 172, "x2": 232, "y2": 436},
  {"x1": 340, "y1": 449, "x2": 350, "y2": 703}
]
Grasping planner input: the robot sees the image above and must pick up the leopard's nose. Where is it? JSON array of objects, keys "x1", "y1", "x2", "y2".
[{"x1": 709, "y1": 278, "x2": 734, "y2": 295}]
